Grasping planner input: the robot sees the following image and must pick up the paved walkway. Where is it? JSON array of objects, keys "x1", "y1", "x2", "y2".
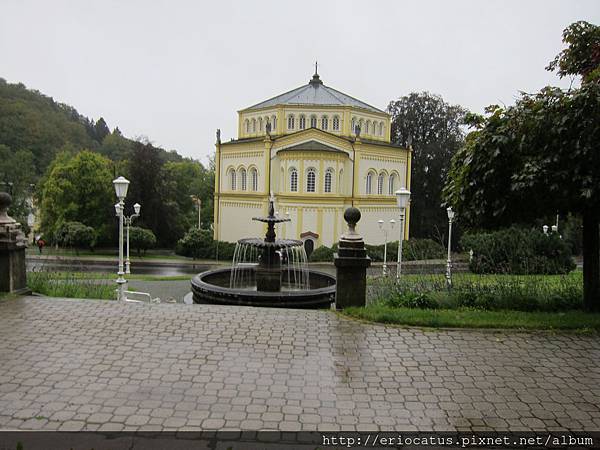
[{"x1": 0, "y1": 296, "x2": 599, "y2": 432}]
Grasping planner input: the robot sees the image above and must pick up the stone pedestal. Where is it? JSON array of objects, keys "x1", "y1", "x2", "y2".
[
  {"x1": 334, "y1": 207, "x2": 371, "y2": 310},
  {"x1": 0, "y1": 193, "x2": 28, "y2": 294}
]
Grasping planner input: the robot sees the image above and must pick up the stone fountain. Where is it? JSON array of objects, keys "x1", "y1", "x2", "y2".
[{"x1": 191, "y1": 195, "x2": 336, "y2": 308}]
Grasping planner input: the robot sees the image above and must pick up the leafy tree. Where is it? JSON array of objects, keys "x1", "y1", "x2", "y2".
[
  {"x1": 129, "y1": 226, "x2": 157, "y2": 255},
  {"x1": 444, "y1": 22, "x2": 600, "y2": 310},
  {"x1": 387, "y1": 92, "x2": 468, "y2": 240},
  {"x1": 55, "y1": 221, "x2": 96, "y2": 254},
  {"x1": 0, "y1": 144, "x2": 36, "y2": 227},
  {"x1": 39, "y1": 151, "x2": 114, "y2": 243}
]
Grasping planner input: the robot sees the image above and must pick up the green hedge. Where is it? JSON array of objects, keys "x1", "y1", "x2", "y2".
[
  {"x1": 175, "y1": 228, "x2": 236, "y2": 260},
  {"x1": 460, "y1": 227, "x2": 575, "y2": 275},
  {"x1": 309, "y1": 238, "x2": 445, "y2": 263}
]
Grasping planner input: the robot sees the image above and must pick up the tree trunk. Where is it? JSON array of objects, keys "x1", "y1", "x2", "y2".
[{"x1": 582, "y1": 210, "x2": 600, "y2": 311}]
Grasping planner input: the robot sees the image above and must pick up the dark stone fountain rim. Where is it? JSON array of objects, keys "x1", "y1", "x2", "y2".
[
  {"x1": 237, "y1": 238, "x2": 303, "y2": 249},
  {"x1": 191, "y1": 268, "x2": 336, "y2": 308},
  {"x1": 252, "y1": 216, "x2": 291, "y2": 224},
  {"x1": 192, "y1": 268, "x2": 335, "y2": 297}
]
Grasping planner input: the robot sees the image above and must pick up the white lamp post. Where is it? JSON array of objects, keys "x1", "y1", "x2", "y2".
[
  {"x1": 543, "y1": 224, "x2": 549, "y2": 235},
  {"x1": 190, "y1": 195, "x2": 201, "y2": 229},
  {"x1": 124, "y1": 203, "x2": 141, "y2": 274},
  {"x1": 446, "y1": 206, "x2": 455, "y2": 290},
  {"x1": 113, "y1": 176, "x2": 130, "y2": 302},
  {"x1": 378, "y1": 219, "x2": 395, "y2": 276},
  {"x1": 395, "y1": 188, "x2": 411, "y2": 283}
]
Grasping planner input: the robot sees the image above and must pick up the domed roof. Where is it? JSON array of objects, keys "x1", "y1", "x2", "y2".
[{"x1": 243, "y1": 71, "x2": 385, "y2": 114}]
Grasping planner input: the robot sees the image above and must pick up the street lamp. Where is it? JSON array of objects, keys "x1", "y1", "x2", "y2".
[
  {"x1": 124, "y1": 203, "x2": 141, "y2": 274},
  {"x1": 446, "y1": 206, "x2": 455, "y2": 290},
  {"x1": 543, "y1": 225, "x2": 549, "y2": 235},
  {"x1": 395, "y1": 188, "x2": 411, "y2": 283},
  {"x1": 378, "y1": 219, "x2": 395, "y2": 276},
  {"x1": 113, "y1": 176, "x2": 130, "y2": 301},
  {"x1": 551, "y1": 225, "x2": 558, "y2": 233},
  {"x1": 190, "y1": 195, "x2": 201, "y2": 229}
]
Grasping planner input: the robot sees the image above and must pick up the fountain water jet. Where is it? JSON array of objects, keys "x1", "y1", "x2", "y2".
[{"x1": 191, "y1": 194, "x2": 335, "y2": 308}]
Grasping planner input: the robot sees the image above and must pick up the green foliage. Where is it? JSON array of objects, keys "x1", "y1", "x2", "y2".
[
  {"x1": 129, "y1": 227, "x2": 157, "y2": 256},
  {"x1": 54, "y1": 221, "x2": 96, "y2": 252},
  {"x1": 365, "y1": 238, "x2": 445, "y2": 262},
  {"x1": 27, "y1": 271, "x2": 115, "y2": 300},
  {"x1": 546, "y1": 21, "x2": 600, "y2": 83},
  {"x1": 39, "y1": 151, "x2": 114, "y2": 243},
  {"x1": 125, "y1": 143, "x2": 214, "y2": 246},
  {"x1": 175, "y1": 228, "x2": 236, "y2": 260},
  {"x1": 310, "y1": 245, "x2": 335, "y2": 262},
  {"x1": 461, "y1": 227, "x2": 575, "y2": 275},
  {"x1": 387, "y1": 92, "x2": 469, "y2": 240},
  {"x1": 0, "y1": 144, "x2": 36, "y2": 228},
  {"x1": 562, "y1": 214, "x2": 583, "y2": 256},
  {"x1": 368, "y1": 272, "x2": 583, "y2": 313}
]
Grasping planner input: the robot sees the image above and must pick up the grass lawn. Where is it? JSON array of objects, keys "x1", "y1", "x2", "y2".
[
  {"x1": 345, "y1": 271, "x2": 597, "y2": 331},
  {"x1": 342, "y1": 305, "x2": 600, "y2": 331},
  {"x1": 28, "y1": 271, "x2": 192, "y2": 281}
]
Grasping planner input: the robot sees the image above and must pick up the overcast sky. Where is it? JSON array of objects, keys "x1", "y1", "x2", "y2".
[{"x1": 1, "y1": 0, "x2": 598, "y2": 164}]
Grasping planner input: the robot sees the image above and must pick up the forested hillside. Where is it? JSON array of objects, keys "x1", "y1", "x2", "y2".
[{"x1": 0, "y1": 78, "x2": 213, "y2": 246}]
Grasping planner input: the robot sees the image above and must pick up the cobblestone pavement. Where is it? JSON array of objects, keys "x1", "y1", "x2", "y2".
[{"x1": 0, "y1": 296, "x2": 599, "y2": 432}]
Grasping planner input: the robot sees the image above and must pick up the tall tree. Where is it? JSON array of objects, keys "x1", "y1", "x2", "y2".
[
  {"x1": 387, "y1": 92, "x2": 468, "y2": 240},
  {"x1": 444, "y1": 21, "x2": 600, "y2": 310},
  {"x1": 94, "y1": 117, "x2": 110, "y2": 142},
  {"x1": 39, "y1": 150, "x2": 115, "y2": 242}
]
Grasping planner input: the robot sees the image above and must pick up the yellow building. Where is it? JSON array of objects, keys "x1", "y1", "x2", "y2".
[{"x1": 213, "y1": 70, "x2": 411, "y2": 253}]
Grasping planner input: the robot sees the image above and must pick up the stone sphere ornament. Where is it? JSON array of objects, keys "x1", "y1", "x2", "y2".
[{"x1": 344, "y1": 207, "x2": 361, "y2": 235}]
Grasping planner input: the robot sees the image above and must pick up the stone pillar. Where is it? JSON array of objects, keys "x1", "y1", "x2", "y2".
[
  {"x1": 334, "y1": 207, "x2": 371, "y2": 310},
  {"x1": 0, "y1": 193, "x2": 28, "y2": 293}
]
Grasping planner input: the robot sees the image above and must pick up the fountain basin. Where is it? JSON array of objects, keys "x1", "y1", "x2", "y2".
[{"x1": 191, "y1": 268, "x2": 336, "y2": 308}]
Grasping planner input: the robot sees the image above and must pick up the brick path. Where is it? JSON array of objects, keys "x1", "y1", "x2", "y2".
[{"x1": 0, "y1": 296, "x2": 599, "y2": 432}]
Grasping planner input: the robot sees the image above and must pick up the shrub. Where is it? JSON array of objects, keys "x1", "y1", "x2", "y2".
[
  {"x1": 175, "y1": 228, "x2": 237, "y2": 260},
  {"x1": 129, "y1": 227, "x2": 157, "y2": 256},
  {"x1": 367, "y1": 273, "x2": 583, "y2": 312},
  {"x1": 460, "y1": 227, "x2": 575, "y2": 275},
  {"x1": 54, "y1": 221, "x2": 95, "y2": 254},
  {"x1": 176, "y1": 228, "x2": 214, "y2": 259},
  {"x1": 365, "y1": 238, "x2": 446, "y2": 262},
  {"x1": 310, "y1": 245, "x2": 334, "y2": 262},
  {"x1": 28, "y1": 271, "x2": 114, "y2": 300}
]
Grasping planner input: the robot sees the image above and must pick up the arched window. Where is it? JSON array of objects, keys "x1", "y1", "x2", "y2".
[
  {"x1": 366, "y1": 171, "x2": 373, "y2": 194},
  {"x1": 252, "y1": 119, "x2": 256, "y2": 133},
  {"x1": 333, "y1": 116, "x2": 340, "y2": 131},
  {"x1": 388, "y1": 173, "x2": 396, "y2": 195},
  {"x1": 324, "y1": 168, "x2": 333, "y2": 193},
  {"x1": 245, "y1": 119, "x2": 250, "y2": 133},
  {"x1": 351, "y1": 118, "x2": 356, "y2": 134},
  {"x1": 359, "y1": 119, "x2": 364, "y2": 134},
  {"x1": 306, "y1": 168, "x2": 316, "y2": 192},
  {"x1": 290, "y1": 168, "x2": 298, "y2": 192},
  {"x1": 271, "y1": 115, "x2": 277, "y2": 131},
  {"x1": 379, "y1": 122, "x2": 384, "y2": 136},
  {"x1": 377, "y1": 172, "x2": 384, "y2": 195},
  {"x1": 258, "y1": 117, "x2": 263, "y2": 132},
  {"x1": 250, "y1": 168, "x2": 258, "y2": 191},
  {"x1": 321, "y1": 116, "x2": 328, "y2": 130},
  {"x1": 366, "y1": 121, "x2": 371, "y2": 136},
  {"x1": 299, "y1": 115, "x2": 306, "y2": 130},
  {"x1": 339, "y1": 169, "x2": 344, "y2": 193},
  {"x1": 240, "y1": 168, "x2": 247, "y2": 191},
  {"x1": 310, "y1": 115, "x2": 317, "y2": 128},
  {"x1": 229, "y1": 169, "x2": 236, "y2": 191},
  {"x1": 287, "y1": 115, "x2": 295, "y2": 130}
]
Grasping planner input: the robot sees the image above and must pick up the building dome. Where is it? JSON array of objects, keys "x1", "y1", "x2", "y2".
[{"x1": 243, "y1": 71, "x2": 384, "y2": 114}]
